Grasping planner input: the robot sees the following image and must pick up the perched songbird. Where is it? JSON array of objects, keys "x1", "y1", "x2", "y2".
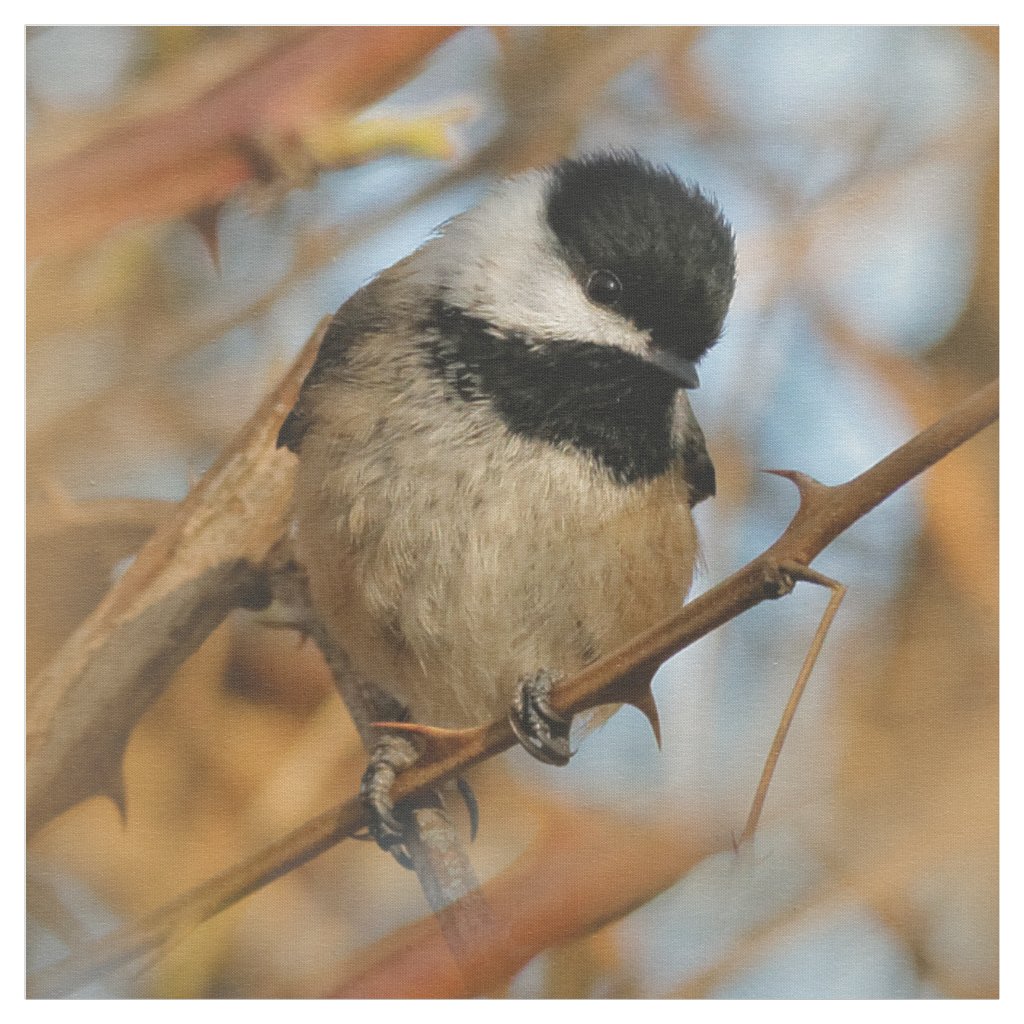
[{"x1": 278, "y1": 152, "x2": 736, "y2": 860}]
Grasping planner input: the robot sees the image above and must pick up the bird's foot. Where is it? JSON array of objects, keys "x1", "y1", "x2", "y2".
[
  {"x1": 359, "y1": 734, "x2": 419, "y2": 868},
  {"x1": 359, "y1": 733, "x2": 481, "y2": 868},
  {"x1": 454, "y1": 776, "x2": 480, "y2": 842},
  {"x1": 510, "y1": 669, "x2": 573, "y2": 766}
]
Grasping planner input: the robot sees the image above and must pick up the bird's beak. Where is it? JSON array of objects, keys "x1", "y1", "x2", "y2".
[{"x1": 644, "y1": 349, "x2": 700, "y2": 389}]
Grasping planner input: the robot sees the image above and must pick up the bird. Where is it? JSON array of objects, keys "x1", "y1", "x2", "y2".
[{"x1": 277, "y1": 151, "x2": 736, "y2": 863}]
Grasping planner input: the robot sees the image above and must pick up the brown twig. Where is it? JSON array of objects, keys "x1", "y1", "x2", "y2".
[
  {"x1": 28, "y1": 378, "x2": 998, "y2": 998},
  {"x1": 739, "y1": 564, "x2": 847, "y2": 846}
]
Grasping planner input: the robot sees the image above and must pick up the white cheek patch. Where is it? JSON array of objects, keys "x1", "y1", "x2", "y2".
[{"x1": 431, "y1": 172, "x2": 651, "y2": 357}]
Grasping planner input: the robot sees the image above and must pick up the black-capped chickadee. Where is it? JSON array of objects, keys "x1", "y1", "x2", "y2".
[{"x1": 278, "y1": 152, "x2": 736, "y2": 861}]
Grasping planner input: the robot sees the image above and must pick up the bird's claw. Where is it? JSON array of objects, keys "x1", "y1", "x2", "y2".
[
  {"x1": 510, "y1": 669, "x2": 573, "y2": 766},
  {"x1": 359, "y1": 734, "x2": 481, "y2": 867},
  {"x1": 455, "y1": 777, "x2": 479, "y2": 842},
  {"x1": 360, "y1": 735, "x2": 418, "y2": 868}
]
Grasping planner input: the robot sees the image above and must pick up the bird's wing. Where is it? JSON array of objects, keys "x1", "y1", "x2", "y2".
[
  {"x1": 674, "y1": 397, "x2": 716, "y2": 506},
  {"x1": 276, "y1": 312, "x2": 362, "y2": 453}
]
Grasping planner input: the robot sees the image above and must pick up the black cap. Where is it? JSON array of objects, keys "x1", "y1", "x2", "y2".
[{"x1": 545, "y1": 151, "x2": 736, "y2": 365}]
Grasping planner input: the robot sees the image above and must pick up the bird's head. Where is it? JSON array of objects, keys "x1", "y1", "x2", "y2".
[{"x1": 429, "y1": 151, "x2": 736, "y2": 391}]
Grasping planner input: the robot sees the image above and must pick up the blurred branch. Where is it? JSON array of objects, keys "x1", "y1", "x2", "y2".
[
  {"x1": 322, "y1": 806, "x2": 715, "y2": 998},
  {"x1": 27, "y1": 29, "x2": 298, "y2": 170},
  {"x1": 27, "y1": 558, "x2": 273, "y2": 835},
  {"x1": 27, "y1": 230, "x2": 345, "y2": 479},
  {"x1": 28, "y1": 221, "x2": 342, "y2": 349},
  {"x1": 960, "y1": 26, "x2": 998, "y2": 61},
  {"x1": 809, "y1": 298, "x2": 998, "y2": 622},
  {"x1": 670, "y1": 722, "x2": 998, "y2": 999},
  {"x1": 27, "y1": 27, "x2": 459, "y2": 260},
  {"x1": 28, "y1": 492, "x2": 174, "y2": 538},
  {"x1": 26, "y1": 320, "x2": 326, "y2": 833},
  {"x1": 28, "y1": 375, "x2": 998, "y2": 997},
  {"x1": 476, "y1": 27, "x2": 691, "y2": 174}
]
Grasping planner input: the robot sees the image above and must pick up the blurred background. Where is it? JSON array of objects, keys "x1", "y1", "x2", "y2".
[{"x1": 26, "y1": 26, "x2": 998, "y2": 998}]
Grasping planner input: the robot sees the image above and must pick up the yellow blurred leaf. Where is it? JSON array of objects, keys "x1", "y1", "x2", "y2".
[{"x1": 302, "y1": 105, "x2": 474, "y2": 167}]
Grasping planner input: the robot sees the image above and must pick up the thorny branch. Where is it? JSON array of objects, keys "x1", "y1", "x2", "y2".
[
  {"x1": 28, "y1": 378, "x2": 998, "y2": 998},
  {"x1": 27, "y1": 27, "x2": 459, "y2": 261}
]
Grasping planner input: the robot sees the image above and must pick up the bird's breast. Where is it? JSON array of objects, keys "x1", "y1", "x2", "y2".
[{"x1": 294, "y1": 411, "x2": 698, "y2": 728}]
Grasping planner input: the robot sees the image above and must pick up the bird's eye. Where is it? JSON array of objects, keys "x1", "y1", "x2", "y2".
[{"x1": 586, "y1": 269, "x2": 622, "y2": 306}]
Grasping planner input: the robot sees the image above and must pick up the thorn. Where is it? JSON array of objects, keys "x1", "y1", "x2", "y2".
[
  {"x1": 761, "y1": 468, "x2": 825, "y2": 501},
  {"x1": 235, "y1": 133, "x2": 284, "y2": 187},
  {"x1": 370, "y1": 720, "x2": 480, "y2": 762},
  {"x1": 189, "y1": 203, "x2": 223, "y2": 270},
  {"x1": 626, "y1": 687, "x2": 662, "y2": 749},
  {"x1": 778, "y1": 561, "x2": 843, "y2": 592}
]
